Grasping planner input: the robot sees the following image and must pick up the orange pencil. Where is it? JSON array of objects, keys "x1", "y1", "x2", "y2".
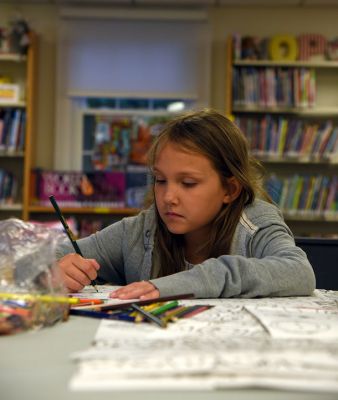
[{"x1": 71, "y1": 299, "x2": 104, "y2": 307}]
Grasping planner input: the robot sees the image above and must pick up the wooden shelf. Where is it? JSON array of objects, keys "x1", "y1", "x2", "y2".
[
  {"x1": 253, "y1": 154, "x2": 338, "y2": 164},
  {"x1": 0, "y1": 151, "x2": 25, "y2": 158},
  {"x1": 0, "y1": 53, "x2": 27, "y2": 62},
  {"x1": 0, "y1": 101, "x2": 26, "y2": 108},
  {"x1": 233, "y1": 60, "x2": 338, "y2": 68},
  {"x1": 81, "y1": 108, "x2": 183, "y2": 117},
  {"x1": 283, "y1": 211, "x2": 338, "y2": 222},
  {"x1": 28, "y1": 205, "x2": 140, "y2": 215},
  {"x1": 232, "y1": 106, "x2": 338, "y2": 116},
  {"x1": 0, "y1": 203, "x2": 23, "y2": 211}
]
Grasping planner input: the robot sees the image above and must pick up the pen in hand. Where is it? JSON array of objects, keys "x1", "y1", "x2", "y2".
[{"x1": 49, "y1": 195, "x2": 99, "y2": 293}]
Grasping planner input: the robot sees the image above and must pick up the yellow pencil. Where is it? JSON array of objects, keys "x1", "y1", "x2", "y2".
[
  {"x1": 0, "y1": 292, "x2": 80, "y2": 304},
  {"x1": 142, "y1": 302, "x2": 164, "y2": 312}
]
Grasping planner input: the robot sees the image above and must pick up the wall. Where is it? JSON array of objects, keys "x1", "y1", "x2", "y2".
[{"x1": 1, "y1": 4, "x2": 338, "y2": 169}]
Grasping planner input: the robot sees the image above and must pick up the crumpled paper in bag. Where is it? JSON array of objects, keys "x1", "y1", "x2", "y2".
[{"x1": 0, "y1": 218, "x2": 69, "y2": 334}]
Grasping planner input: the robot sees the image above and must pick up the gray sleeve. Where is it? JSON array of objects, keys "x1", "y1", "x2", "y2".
[
  {"x1": 55, "y1": 220, "x2": 127, "y2": 285},
  {"x1": 150, "y1": 224, "x2": 316, "y2": 298}
]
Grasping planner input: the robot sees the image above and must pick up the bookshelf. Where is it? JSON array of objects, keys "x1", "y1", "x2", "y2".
[
  {"x1": 226, "y1": 36, "x2": 338, "y2": 237},
  {"x1": 0, "y1": 32, "x2": 37, "y2": 221}
]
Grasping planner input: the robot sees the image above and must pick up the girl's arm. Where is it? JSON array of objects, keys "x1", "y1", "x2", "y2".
[
  {"x1": 56, "y1": 220, "x2": 127, "y2": 291},
  {"x1": 149, "y1": 224, "x2": 316, "y2": 299}
]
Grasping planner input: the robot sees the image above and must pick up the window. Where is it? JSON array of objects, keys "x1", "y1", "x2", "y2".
[{"x1": 54, "y1": 8, "x2": 211, "y2": 170}]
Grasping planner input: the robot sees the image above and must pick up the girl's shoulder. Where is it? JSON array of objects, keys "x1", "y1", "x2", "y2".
[
  {"x1": 120, "y1": 205, "x2": 156, "y2": 234},
  {"x1": 240, "y1": 199, "x2": 285, "y2": 232}
]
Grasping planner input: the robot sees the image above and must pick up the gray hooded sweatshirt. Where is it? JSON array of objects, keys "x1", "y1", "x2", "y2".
[{"x1": 56, "y1": 199, "x2": 315, "y2": 298}]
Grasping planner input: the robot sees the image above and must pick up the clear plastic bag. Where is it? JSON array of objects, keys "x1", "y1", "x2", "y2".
[{"x1": 0, "y1": 218, "x2": 69, "y2": 334}]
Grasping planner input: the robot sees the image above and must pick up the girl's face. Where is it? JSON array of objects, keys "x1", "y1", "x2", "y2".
[{"x1": 153, "y1": 142, "x2": 231, "y2": 243}]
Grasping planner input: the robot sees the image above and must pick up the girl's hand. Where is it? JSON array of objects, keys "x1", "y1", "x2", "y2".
[
  {"x1": 57, "y1": 253, "x2": 100, "y2": 292},
  {"x1": 110, "y1": 281, "x2": 160, "y2": 300}
]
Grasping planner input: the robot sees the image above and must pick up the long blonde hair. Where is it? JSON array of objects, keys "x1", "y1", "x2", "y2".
[{"x1": 147, "y1": 109, "x2": 269, "y2": 276}]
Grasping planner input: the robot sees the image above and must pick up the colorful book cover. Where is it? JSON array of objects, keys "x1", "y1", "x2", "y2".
[
  {"x1": 311, "y1": 121, "x2": 332, "y2": 157},
  {"x1": 325, "y1": 176, "x2": 337, "y2": 211},
  {"x1": 287, "y1": 120, "x2": 303, "y2": 156},
  {"x1": 78, "y1": 171, "x2": 126, "y2": 206},
  {"x1": 292, "y1": 175, "x2": 304, "y2": 210},
  {"x1": 304, "y1": 124, "x2": 318, "y2": 156},
  {"x1": 298, "y1": 176, "x2": 310, "y2": 210},
  {"x1": 36, "y1": 170, "x2": 126, "y2": 207},
  {"x1": 319, "y1": 127, "x2": 337, "y2": 157},
  {"x1": 17, "y1": 110, "x2": 26, "y2": 151},
  {"x1": 0, "y1": 109, "x2": 12, "y2": 151},
  {"x1": 258, "y1": 116, "x2": 267, "y2": 154},
  {"x1": 316, "y1": 176, "x2": 330, "y2": 212},
  {"x1": 279, "y1": 177, "x2": 290, "y2": 210},
  {"x1": 277, "y1": 117, "x2": 288, "y2": 154},
  {"x1": 266, "y1": 174, "x2": 283, "y2": 205},
  {"x1": 293, "y1": 69, "x2": 300, "y2": 107},
  {"x1": 310, "y1": 175, "x2": 323, "y2": 211},
  {"x1": 285, "y1": 175, "x2": 298, "y2": 210},
  {"x1": 7, "y1": 109, "x2": 21, "y2": 153},
  {"x1": 304, "y1": 176, "x2": 316, "y2": 211},
  {"x1": 37, "y1": 170, "x2": 83, "y2": 204}
]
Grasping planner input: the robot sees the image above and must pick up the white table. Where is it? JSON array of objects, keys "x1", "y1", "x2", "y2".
[{"x1": 1, "y1": 304, "x2": 338, "y2": 400}]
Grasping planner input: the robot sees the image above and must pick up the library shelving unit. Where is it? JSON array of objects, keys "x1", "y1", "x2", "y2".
[
  {"x1": 0, "y1": 32, "x2": 37, "y2": 221},
  {"x1": 225, "y1": 36, "x2": 338, "y2": 237}
]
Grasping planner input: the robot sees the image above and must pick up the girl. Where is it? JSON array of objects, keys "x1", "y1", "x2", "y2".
[{"x1": 56, "y1": 109, "x2": 315, "y2": 299}]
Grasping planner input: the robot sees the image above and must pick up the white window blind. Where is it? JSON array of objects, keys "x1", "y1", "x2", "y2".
[{"x1": 55, "y1": 8, "x2": 211, "y2": 169}]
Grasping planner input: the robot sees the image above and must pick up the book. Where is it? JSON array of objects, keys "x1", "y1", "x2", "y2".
[
  {"x1": 316, "y1": 176, "x2": 330, "y2": 212},
  {"x1": 318, "y1": 126, "x2": 336, "y2": 157},
  {"x1": 17, "y1": 110, "x2": 26, "y2": 151},
  {"x1": 36, "y1": 170, "x2": 126, "y2": 207},
  {"x1": 7, "y1": 109, "x2": 21, "y2": 153},
  {"x1": 325, "y1": 176, "x2": 337, "y2": 211},
  {"x1": 0, "y1": 109, "x2": 12, "y2": 152}
]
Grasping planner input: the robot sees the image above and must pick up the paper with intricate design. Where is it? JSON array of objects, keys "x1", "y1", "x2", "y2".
[{"x1": 69, "y1": 289, "x2": 338, "y2": 392}]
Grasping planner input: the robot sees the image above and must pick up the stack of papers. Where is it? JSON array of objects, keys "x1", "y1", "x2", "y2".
[{"x1": 69, "y1": 289, "x2": 338, "y2": 393}]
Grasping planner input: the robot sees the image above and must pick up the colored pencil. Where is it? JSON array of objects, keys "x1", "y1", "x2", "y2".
[
  {"x1": 180, "y1": 305, "x2": 211, "y2": 319},
  {"x1": 151, "y1": 301, "x2": 179, "y2": 316},
  {"x1": 98, "y1": 293, "x2": 194, "y2": 312},
  {"x1": 71, "y1": 299, "x2": 104, "y2": 307},
  {"x1": 70, "y1": 308, "x2": 134, "y2": 321},
  {"x1": 0, "y1": 292, "x2": 79, "y2": 304},
  {"x1": 130, "y1": 303, "x2": 167, "y2": 328},
  {"x1": 49, "y1": 195, "x2": 98, "y2": 292},
  {"x1": 161, "y1": 305, "x2": 188, "y2": 323}
]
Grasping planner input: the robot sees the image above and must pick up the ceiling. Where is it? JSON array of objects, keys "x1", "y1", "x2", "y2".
[{"x1": 4, "y1": 0, "x2": 338, "y2": 7}]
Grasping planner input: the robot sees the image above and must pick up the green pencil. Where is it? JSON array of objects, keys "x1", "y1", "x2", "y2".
[{"x1": 151, "y1": 300, "x2": 179, "y2": 316}]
